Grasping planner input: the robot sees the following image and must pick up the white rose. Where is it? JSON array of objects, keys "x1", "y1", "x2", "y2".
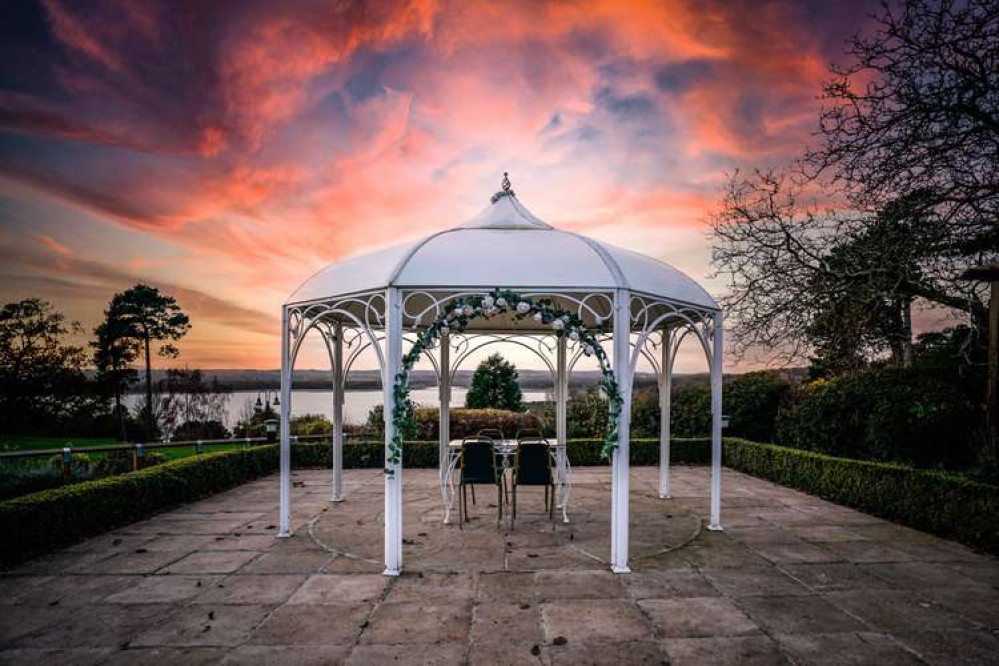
[
  {"x1": 496, "y1": 297, "x2": 507, "y2": 308},
  {"x1": 584, "y1": 345, "x2": 594, "y2": 356},
  {"x1": 569, "y1": 330, "x2": 580, "y2": 341},
  {"x1": 451, "y1": 307, "x2": 462, "y2": 318},
  {"x1": 552, "y1": 319, "x2": 565, "y2": 331},
  {"x1": 462, "y1": 305, "x2": 474, "y2": 316},
  {"x1": 483, "y1": 296, "x2": 495, "y2": 308},
  {"x1": 516, "y1": 301, "x2": 530, "y2": 314},
  {"x1": 533, "y1": 312, "x2": 544, "y2": 323}
]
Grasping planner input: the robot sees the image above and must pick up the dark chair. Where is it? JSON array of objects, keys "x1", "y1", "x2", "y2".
[
  {"x1": 459, "y1": 437, "x2": 504, "y2": 527},
  {"x1": 511, "y1": 438, "x2": 554, "y2": 526},
  {"x1": 475, "y1": 428, "x2": 506, "y2": 504},
  {"x1": 515, "y1": 428, "x2": 542, "y2": 441}
]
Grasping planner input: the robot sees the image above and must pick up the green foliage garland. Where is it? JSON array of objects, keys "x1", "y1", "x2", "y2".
[{"x1": 387, "y1": 289, "x2": 623, "y2": 473}]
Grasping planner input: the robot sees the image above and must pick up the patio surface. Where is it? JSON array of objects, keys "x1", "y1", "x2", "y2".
[{"x1": 1, "y1": 466, "x2": 997, "y2": 665}]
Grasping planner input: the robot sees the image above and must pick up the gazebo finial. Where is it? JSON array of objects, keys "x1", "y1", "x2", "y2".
[{"x1": 490, "y1": 172, "x2": 515, "y2": 203}]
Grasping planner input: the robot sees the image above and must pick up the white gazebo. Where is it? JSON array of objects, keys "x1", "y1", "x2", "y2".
[{"x1": 277, "y1": 176, "x2": 723, "y2": 575}]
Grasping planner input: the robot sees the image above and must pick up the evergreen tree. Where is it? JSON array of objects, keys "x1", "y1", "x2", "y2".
[
  {"x1": 465, "y1": 353, "x2": 524, "y2": 411},
  {"x1": 106, "y1": 284, "x2": 190, "y2": 440}
]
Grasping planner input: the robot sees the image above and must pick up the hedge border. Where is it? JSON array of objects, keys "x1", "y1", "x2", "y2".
[{"x1": 722, "y1": 438, "x2": 999, "y2": 555}]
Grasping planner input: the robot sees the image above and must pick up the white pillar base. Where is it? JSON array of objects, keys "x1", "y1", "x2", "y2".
[
  {"x1": 707, "y1": 523, "x2": 724, "y2": 532},
  {"x1": 330, "y1": 497, "x2": 343, "y2": 503},
  {"x1": 658, "y1": 493, "x2": 671, "y2": 500},
  {"x1": 277, "y1": 530, "x2": 291, "y2": 538},
  {"x1": 382, "y1": 567, "x2": 401, "y2": 576},
  {"x1": 611, "y1": 565, "x2": 632, "y2": 574}
]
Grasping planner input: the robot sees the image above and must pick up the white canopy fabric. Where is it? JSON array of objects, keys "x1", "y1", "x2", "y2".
[{"x1": 287, "y1": 193, "x2": 718, "y2": 313}]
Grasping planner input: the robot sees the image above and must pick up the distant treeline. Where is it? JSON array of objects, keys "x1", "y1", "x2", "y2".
[{"x1": 121, "y1": 368, "x2": 802, "y2": 393}]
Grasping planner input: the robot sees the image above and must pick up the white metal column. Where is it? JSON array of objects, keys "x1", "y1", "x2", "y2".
[
  {"x1": 611, "y1": 289, "x2": 632, "y2": 573},
  {"x1": 439, "y1": 332, "x2": 450, "y2": 472},
  {"x1": 278, "y1": 306, "x2": 292, "y2": 538},
  {"x1": 659, "y1": 328, "x2": 673, "y2": 499},
  {"x1": 383, "y1": 288, "x2": 403, "y2": 574},
  {"x1": 438, "y1": 331, "x2": 451, "y2": 522},
  {"x1": 556, "y1": 335, "x2": 568, "y2": 522},
  {"x1": 709, "y1": 313, "x2": 724, "y2": 531},
  {"x1": 331, "y1": 323, "x2": 344, "y2": 503}
]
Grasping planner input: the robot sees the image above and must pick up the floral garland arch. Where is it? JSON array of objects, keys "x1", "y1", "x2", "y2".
[{"x1": 387, "y1": 289, "x2": 624, "y2": 473}]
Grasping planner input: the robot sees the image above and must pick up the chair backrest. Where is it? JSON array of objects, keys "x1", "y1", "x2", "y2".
[
  {"x1": 517, "y1": 440, "x2": 551, "y2": 485},
  {"x1": 461, "y1": 437, "x2": 497, "y2": 484},
  {"x1": 516, "y1": 428, "x2": 542, "y2": 442},
  {"x1": 478, "y1": 428, "x2": 504, "y2": 442}
]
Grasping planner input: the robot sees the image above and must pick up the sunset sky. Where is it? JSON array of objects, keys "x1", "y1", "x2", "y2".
[{"x1": 0, "y1": 0, "x2": 879, "y2": 373}]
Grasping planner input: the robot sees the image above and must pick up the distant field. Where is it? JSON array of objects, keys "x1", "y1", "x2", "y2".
[{"x1": 0, "y1": 435, "x2": 247, "y2": 461}]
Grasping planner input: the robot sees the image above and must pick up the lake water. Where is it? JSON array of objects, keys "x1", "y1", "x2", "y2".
[{"x1": 125, "y1": 388, "x2": 551, "y2": 427}]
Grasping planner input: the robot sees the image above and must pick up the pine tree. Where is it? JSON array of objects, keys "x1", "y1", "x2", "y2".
[{"x1": 465, "y1": 353, "x2": 524, "y2": 411}]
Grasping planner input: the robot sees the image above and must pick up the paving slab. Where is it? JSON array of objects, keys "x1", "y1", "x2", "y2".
[
  {"x1": 131, "y1": 605, "x2": 272, "y2": 648},
  {"x1": 774, "y1": 631, "x2": 923, "y2": 665},
  {"x1": 892, "y1": 628, "x2": 999, "y2": 665},
  {"x1": 222, "y1": 645, "x2": 352, "y2": 665},
  {"x1": 734, "y1": 595, "x2": 865, "y2": 635},
  {"x1": 249, "y1": 602, "x2": 371, "y2": 646},
  {"x1": 661, "y1": 635, "x2": 790, "y2": 665},
  {"x1": 824, "y1": 590, "x2": 974, "y2": 632},
  {"x1": 702, "y1": 567, "x2": 810, "y2": 597},
  {"x1": 621, "y1": 569, "x2": 718, "y2": 599},
  {"x1": 346, "y1": 642, "x2": 468, "y2": 665},
  {"x1": 161, "y1": 551, "x2": 260, "y2": 575},
  {"x1": 194, "y1": 574, "x2": 307, "y2": 605},
  {"x1": 13, "y1": 604, "x2": 169, "y2": 648},
  {"x1": 360, "y1": 600, "x2": 471, "y2": 645},
  {"x1": 548, "y1": 639, "x2": 664, "y2": 665},
  {"x1": 105, "y1": 575, "x2": 223, "y2": 604},
  {"x1": 286, "y1": 573, "x2": 386, "y2": 604},
  {"x1": 639, "y1": 597, "x2": 760, "y2": 638},
  {"x1": 100, "y1": 647, "x2": 230, "y2": 665},
  {"x1": 541, "y1": 599, "x2": 652, "y2": 643}
]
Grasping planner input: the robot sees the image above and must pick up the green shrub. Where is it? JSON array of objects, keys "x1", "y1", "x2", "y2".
[
  {"x1": 725, "y1": 371, "x2": 792, "y2": 442},
  {"x1": 723, "y1": 438, "x2": 999, "y2": 555},
  {"x1": 291, "y1": 414, "x2": 333, "y2": 437},
  {"x1": 776, "y1": 367, "x2": 978, "y2": 469}
]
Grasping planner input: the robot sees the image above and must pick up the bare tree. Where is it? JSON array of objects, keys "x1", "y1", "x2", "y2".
[
  {"x1": 807, "y1": 0, "x2": 998, "y2": 263},
  {"x1": 710, "y1": 170, "x2": 968, "y2": 365}
]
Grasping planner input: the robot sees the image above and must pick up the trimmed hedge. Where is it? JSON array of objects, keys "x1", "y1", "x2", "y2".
[
  {"x1": 0, "y1": 447, "x2": 279, "y2": 566},
  {"x1": 723, "y1": 438, "x2": 999, "y2": 555}
]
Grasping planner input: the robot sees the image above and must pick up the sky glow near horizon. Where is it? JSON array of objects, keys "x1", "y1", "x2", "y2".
[{"x1": 0, "y1": 0, "x2": 887, "y2": 374}]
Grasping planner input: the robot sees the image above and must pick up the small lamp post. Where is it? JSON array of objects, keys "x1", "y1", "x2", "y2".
[{"x1": 264, "y1": 419, "x2": 279, "y2": 443}]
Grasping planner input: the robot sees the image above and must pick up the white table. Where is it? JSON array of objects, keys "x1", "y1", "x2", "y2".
[{"x1": 440, "y1": 439, "x2": 571, "y2": 524}]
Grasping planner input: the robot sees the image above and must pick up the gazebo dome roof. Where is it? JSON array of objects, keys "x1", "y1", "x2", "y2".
[{"x1": 287, "y1": 184, "x2": 718, "y2": 312}]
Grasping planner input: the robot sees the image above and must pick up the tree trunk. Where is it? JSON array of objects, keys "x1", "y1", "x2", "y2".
[
  {"x1": 113, "y1": 363, "x2": 126, "y2": 441},
  {"x1": 144, "y1": 333, "x2": 153, "y2": 441},
  {"x1": 901, "y1": 297, "x2": 914, "y2": 368}
]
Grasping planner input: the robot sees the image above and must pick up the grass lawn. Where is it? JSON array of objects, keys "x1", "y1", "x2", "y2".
[{"x1": 0, "y1": 435, "x2": 248, "y2": 461}]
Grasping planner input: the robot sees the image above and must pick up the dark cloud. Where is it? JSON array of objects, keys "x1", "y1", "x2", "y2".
[
  {"x1": 654, "y1": 59, "x2": 716, "y2": 94},
  {"x1": 594, "y1": 87, "x2": 658, "y2": 121}
]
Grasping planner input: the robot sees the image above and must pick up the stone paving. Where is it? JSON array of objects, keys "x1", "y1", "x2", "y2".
[{"x1": 1, "y1": 465, "x2": 997, "y2": 665}]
